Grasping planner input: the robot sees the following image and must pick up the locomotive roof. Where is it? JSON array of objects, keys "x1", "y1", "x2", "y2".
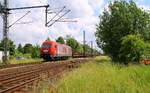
[{"x1": 42, "y1": 40, "x2": 71, "y2": 48}]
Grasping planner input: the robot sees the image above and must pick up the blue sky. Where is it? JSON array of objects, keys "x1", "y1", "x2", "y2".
[{"x1": 0, "y1": 0, "x2": 150, "y2": 51}]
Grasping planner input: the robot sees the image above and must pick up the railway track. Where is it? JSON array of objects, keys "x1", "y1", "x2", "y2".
[
  {"x1": 0, "y1": 62, "x2": 42, "y2": 69},
  {"x1": 0, "y1": 57, "x2": 90, "y2": 69},
  {"x1": 0, "y1": 58, "x2": 88, "y2": 93}
]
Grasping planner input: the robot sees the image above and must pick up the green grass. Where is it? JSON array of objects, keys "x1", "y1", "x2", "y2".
[
  {"x1": 8, "y1": 58, "x2": 43, "y2": 64},
  {"x1": 55, "y1": 56, "x2": 150, "y2": 93}
]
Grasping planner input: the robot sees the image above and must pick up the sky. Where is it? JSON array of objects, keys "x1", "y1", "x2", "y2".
[{"x1": 0, "y1": 0, "x2": 150, "y2": 51}]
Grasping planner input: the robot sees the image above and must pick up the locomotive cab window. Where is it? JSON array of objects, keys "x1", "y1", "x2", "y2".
[{"x1": 42, "y1": 44, "x2": 51, "y2": 48}]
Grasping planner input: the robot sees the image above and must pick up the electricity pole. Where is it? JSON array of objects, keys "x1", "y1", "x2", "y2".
[
  {"x1": 1, "y1": 1, "x2": 73, "y2": 64},
  {"x1": 90, "y1": 41, "x2": 93, "y2": 57},
  {"x1": 1, "y1": 1, "x2": 49, "y2": 63},
  {"x1": 3, "y1": 0, "x2": 9, "y2": 63},
  {"x1": 83, "y1": 31, "x2": 86, "y2": 57}
]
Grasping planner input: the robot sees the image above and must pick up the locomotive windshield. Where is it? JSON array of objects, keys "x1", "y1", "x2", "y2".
[{"x1": 42, "y1": 44, "x2": 51, "y2": 48}]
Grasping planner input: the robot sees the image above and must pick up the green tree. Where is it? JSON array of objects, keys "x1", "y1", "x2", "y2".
[
  {"x1": 77, "y1": 44, "x2": 83, "y2": 53},
  {"x1": 17, "y1": 44, "x2": 24, "y2": 53},
  {"x1": 120, "y1": 35, "x2": 146, "y2": 64},
  {"x1": 84, "y1": 44, "x2": 92, "y2": 54},
  {"x1": 66, "y1": 36, "x2": 79, "y2": 52},
  {"x1": 46, "y1": 37, "x2": 51, "y2": 41},
  {"x1": 31, "y1": 45, "x2": 40, "y2": 58},
  {"x1": 56, "y1": 36, "x2": 65, "y2": 44},
  {"x1": 95, "y1": 0, "x2": 150, "y2": 63},
  {"x1": 0, "y1": 38, "x2": 16, "y2": 56},
  {"x1": 143, "y1": 42, "x2": 150, "y2": 59},
  {"x1": 23, "y1": 43, "x2": 33, "y2": 54}
]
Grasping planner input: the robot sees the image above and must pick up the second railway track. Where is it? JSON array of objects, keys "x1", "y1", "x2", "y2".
[{"x1": 0, "y1": 58, "x2": 89, "y2": 93}]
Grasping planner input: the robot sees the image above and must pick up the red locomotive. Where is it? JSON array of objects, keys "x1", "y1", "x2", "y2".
[{"x1": 40, "y1": 40, "x2": 72, "y2": 60}]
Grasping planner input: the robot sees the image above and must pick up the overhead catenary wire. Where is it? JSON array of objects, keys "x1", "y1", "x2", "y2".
[
  {"x1": 2, "y1": 0, "x2": 75, "y2": 63},
  {"x1": 50, "y1": 20, "x2": 77, "y2": 22},
  {"x1": 15, "y1": 21, "x2": 33, "y2": 24},
  {"x1": 8, "y1": 11, "x2": 31, "y2": 28},
  {"x1": 2, "y1": 4, "x2": 49, "y2": 63},
  {"x1": 48, "y1": 10, "x2": 71, "y2": 27},
  {"x1": 46, "y1": 6, "x2": 66, "y2": 25}
]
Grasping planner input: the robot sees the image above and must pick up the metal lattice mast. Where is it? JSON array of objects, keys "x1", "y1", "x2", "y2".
[
  {"x1": 3, "y1": 0, "x2": 9, "y2": 63},
  {"x1": 90, "y1": 41, "x2": 93, "y2": 57},
  {"x1": 1, "y1": 0, "x2": 74, "y2": 64},
  {"x1": 83, "y1": 31, "x2": 86, "y2": 57}
]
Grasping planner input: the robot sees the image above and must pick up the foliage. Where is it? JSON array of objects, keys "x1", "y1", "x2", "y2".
[
  {"x1": 15, "y1": 50, "x2": 23, "y2": 57},
  {"x1": 55, "y1": 58, "x2": 150, "y2": 93},
  {"x1": 143, "y1": 42, "x2": 150, "y2": 59},
  {"x1": 23, "y1": 43, "x2": 33, "y2": 54},
  {"x1": 66, "y1": 36, "x2": 83, "y2": 53},
  {"x1": 31, "y1": 45, "x2": 40, "y2": 58},
  {"x1": 56, "y1": 36, "x2": 65, "y2": 44},
  {"x1": 95, "y1": 0, "x2": 150, "y2": 63},
  {"x1": 46, "y1": 37, "x2": 51, "y2": 41},
  {"x1": 120, "y1": 35, "x2": 146, "y2": 63},
  {"x1": 0, "y1": 38, "x2": 16, "y2": 56},
  {"x1": 83, "y1": 44, "x2": 92, "y2": 54},
  {"x1": 77, "y1": 44, "x2": 83, "y2": 53},
  {"x1": 17, "y1": 44, "x2": 24, "y2": 53}
]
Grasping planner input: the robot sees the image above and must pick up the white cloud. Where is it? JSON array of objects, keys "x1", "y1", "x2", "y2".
[
  {"x1": 139, "y1": 5, "x2": 150, "y2": 10},
  {"x1": 0, "y1": 0, "x2": 105, "y2": 49},
  {"x1": 136, "y1": 0, "x2": 150, "y2": 10}
]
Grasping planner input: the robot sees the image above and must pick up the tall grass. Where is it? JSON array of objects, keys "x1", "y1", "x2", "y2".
[{"x1": 55, "y1": 57, "x2": 150, "y2": 93}]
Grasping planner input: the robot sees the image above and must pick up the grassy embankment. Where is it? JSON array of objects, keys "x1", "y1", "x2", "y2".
[
  {"x1": 0, "y1": 58, "x2": 42, "y2": 65},
  {"x1": 8, "y1": 58, "x2": 43, "y2": 64},
  {"x1": 0, "y1": 53, "x2": 43, "y2": 64},
  {"x1": 40, "y1": 56, "x2": 150, "y2": 93},
  {"x1": 8, "y1": 54, "x2": 43, "y2": 64}
]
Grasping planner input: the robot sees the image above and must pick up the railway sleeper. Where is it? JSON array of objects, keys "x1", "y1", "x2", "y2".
[
  {"x1": 0, "y1": 65, "x2": 40, "y2": 75},
  {"x1": 0, "y1": 68, "x2": 43, "y2": 81},
  {"x1": 1, "y1": 74, "x2": 39, "y2": 87},
  {"x1": 0, "y1": 77, "x2": 40, "y2": 93}
]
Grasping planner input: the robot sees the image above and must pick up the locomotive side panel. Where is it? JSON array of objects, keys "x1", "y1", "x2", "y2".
[
  {"x1": 40, "y1": 40, "x2": 72, "y2": 60},
  {"x1": 56, "y1": 45, "x2": 72, "y2": 57}
]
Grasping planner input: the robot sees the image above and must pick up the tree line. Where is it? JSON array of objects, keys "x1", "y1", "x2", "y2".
[
  {"x1": 95, "y1": 0, "x2": 150, "y2": 64},
  {"x1": 0, "y1": 35, "x2": 98, "y2": 59},
  {"x1": 52, "y1": 35, "x2": 99, "y2": 55},
  {"x1": 0, "y1": 38, "x2": 41, "y2": 59}
]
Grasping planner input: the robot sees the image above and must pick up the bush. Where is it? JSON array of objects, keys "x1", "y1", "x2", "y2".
[
  {"x1": 142, "y1": 43, "x2": 150, "y2": 59},
  {"x1": 31, "y1": 45, "x2": 40, "y2": 58},
  {"x1": 95, "y1": 0, "x2": 150, "y2": 63},
  {"x1": 119, "y1": 35, "x2": 146, "y2": 64}
]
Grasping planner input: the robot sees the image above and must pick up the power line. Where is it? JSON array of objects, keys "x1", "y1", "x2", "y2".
[
  {"x1": 1, "y1": 4, "x2": 49, "y2": 63},
  {"x1": 48, "y1": 10, "x2": 71, "y2": 27},
  {"x1": 46, "y1": 6, "x2": 66, "y2": 25},
  {"x1": 8, "y1": 11, "x2": 31, "y2": 28},
  {"x1": 15, "y1": 21, "x2": 33, "y2": 24},
  {"x1": 1, "y1": 1, "x2": 75, "y2": 63},
  {"x1": 50, "y1": 20, "x2": 77, "y2": 22}
]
